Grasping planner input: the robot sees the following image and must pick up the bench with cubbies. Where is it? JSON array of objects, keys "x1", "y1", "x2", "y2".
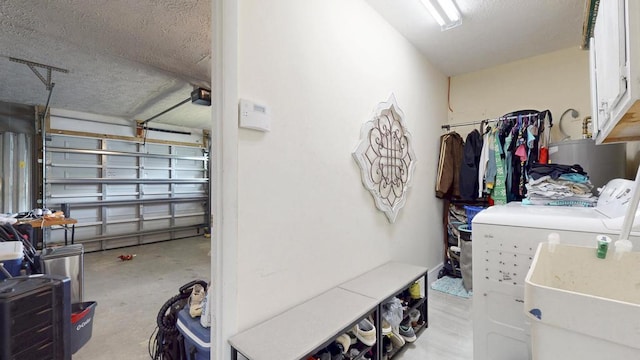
[{"x1": 229, "y1": 261, "x2": 428, "y2": 360}]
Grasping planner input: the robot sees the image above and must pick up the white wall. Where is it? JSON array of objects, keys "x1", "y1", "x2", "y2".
[
  {"x1": 448, "y1": 46, "x2": 640, "y2": 178},
  {"x1": 448, "y1": 47, "x2": 591, "y2": 142},
  {"x1": 237, "y1": 0, "x2": 447, "y2": 329}
]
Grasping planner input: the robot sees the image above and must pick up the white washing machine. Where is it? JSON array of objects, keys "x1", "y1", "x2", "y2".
[{"x1": 471, "y1": 180, "x2": 640, "y2": 360}]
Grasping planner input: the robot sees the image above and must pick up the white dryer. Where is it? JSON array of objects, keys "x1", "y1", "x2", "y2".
[{"x1": 471, "y1": 181, "x2": 640, "y2": 360}]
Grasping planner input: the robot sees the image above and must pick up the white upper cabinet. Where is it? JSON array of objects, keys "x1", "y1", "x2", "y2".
[{"x1": 591, "y1": 0, "x2": 640, "y2": 143}]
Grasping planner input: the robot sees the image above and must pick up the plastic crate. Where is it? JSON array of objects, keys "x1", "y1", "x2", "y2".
[
  {"x1": 71, "y1": 301, "x2": 97, "y2": 354},
  {"x1": 463, "y1": 206, "x2": 484, "y2": 229}
]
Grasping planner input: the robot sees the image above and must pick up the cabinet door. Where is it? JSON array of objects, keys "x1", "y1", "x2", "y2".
[{"x1": 593, "y1": 0, "x2": 627, "y2": 130}]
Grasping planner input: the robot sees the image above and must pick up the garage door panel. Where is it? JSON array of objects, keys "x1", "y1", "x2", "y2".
[
  {"x1": 107, "y1": 205, "x2": 138, "y2": 219},
  {"x1": 46, "y1": 133, "x2": 208, "y2": 250},
  {"x1": 140, "y1": 229, "x2": 200, "y2": 244},
  {"x1": 49, "y1": 137, "x2": 100, "y2": 149},
  {"x1": 173, "y1": 146, "x2": 201, "y2": 156},
  {"x1": 107, "y1": 222, "x2": 140, "y2": 234},
  {"x1": 143, "y1": 169, "x2": 170, "y2": 178},
  {"x1": 51, "y1": 152, "x2": 100, "y2": 166},
  {"x1": 49, "y1": 167, "x2": 101, "y2": 179},
  {"x1": 105, "y1": 155, "x2": 137, "y2": 167},
  {"x1": 142, "y1": 203, "x2": 170, "y2": 214},
  {"x1": 104, "y1": 184, "x2": 139, "y2": 198},
  {"x1": 174, "y1": 184, "x2": 205, "y2": 193},
  {"x1": 175, "y1": 158, "x2": 205, "y2": 168},
  {"x1": 175, "y1": 169, "x2": 206, "y2": 178},
  {"x1": 143, "y1": 219, "x2": 171, "y2": 230},
  {"x1": 106, "y1": 141, "x2": 137, "y2": 152},
  {"x1": 104, "y1": 168, "x2": 139, "y2": 178},
  {"x1": 67, "y1": 207, "x2": 100, "y2": 221},
  {"x1": 53, "y1": 183, "x2": 101, "y2": 193},
  {"x1": 175, "y1": 202, "x2": 205, "y2": 212},
  {"x1": 101, "y1": 238, "x2": 138, "y2": 250},
  {"x1": 174, "y1": 216, "x2": 205, "y2": 227},
  {"x1": 146, "y1": 144, "x2": 170, "y2": 154}
]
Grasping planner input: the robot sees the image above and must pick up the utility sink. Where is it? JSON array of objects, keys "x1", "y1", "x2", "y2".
[{"x1": 524, "y1": 242, "x2": 640, "y2": 359}]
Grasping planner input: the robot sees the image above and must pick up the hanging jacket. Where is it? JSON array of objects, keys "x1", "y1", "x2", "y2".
[
  {"x1": 459, "y1": 129, "x2": 484, "y2": 200},
  {"x1": 436, "y1": 132, "x2": 464, "y2": 199},
  {"x1": 478, "y1": 130, "x2": 491, "y2": 198}
]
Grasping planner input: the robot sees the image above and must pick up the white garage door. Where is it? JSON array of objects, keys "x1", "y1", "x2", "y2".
[{"x1": 44, "y1": 114, "x2": 208, "y2": 251}]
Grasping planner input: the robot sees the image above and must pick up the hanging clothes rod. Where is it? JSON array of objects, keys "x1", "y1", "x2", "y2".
[{"x1": 441, "y1": 112, "x2": 549, "y2": 130}]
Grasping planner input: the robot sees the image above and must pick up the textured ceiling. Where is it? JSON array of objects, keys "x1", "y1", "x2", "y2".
[
  {"x1": 365, "y1": 0, "x2": 586, "y2": 76},
  {"x1": 0, "y1": 1, "x2": 586, "y2": 130},
  {"x1": 0, "y1": 0, "x2": 211, "y2": 129}
]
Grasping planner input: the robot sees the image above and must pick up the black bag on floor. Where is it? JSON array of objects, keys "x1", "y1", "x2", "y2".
[{"x1": 438, "y1": 256, "x2": 461, "y2": 279}]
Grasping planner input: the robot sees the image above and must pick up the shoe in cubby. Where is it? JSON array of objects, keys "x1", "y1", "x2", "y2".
[
  {"x1": 388, "y1": 330, "x2": 405, "y2": 349},
  {"x1": 409, "y1": 308, "x2": 421, "y2": 327},
  {"x1": 352, "y1": 318, "x2": 376, "y2": 346},
  {"x1": 381, "y1": 319, "x2": 392, "y2": 335},
  {"x1": 399, "y1": 320, "x2": 417, "y2": 343},
  {"x1": 383, "y1": 336, "x2": 392, "y2": 354},
  {"x1": 335, "y1": 333, "x2": 351, "y2": 354}
]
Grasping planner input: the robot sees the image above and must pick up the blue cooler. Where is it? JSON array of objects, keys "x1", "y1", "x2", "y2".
[
  {"x1": 0, "y1": 242, "x2": 23, "y2": 280},
  {"x1": 177, "y1": 307, "x2": 210, "y2": 360}
]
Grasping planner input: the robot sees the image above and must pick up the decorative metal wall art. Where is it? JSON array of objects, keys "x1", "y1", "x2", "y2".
[{"x1": 353, "y1": 94, "x2": 416, "y2": 223}]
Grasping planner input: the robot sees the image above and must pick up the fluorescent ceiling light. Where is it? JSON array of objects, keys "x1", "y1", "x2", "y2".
[{"x1": 421, "y1": 0, "x2": 462, "y2": 31}]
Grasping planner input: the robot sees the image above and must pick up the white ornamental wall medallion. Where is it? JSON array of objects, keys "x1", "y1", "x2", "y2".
[{"x1": 353, "y1": 94, "x2": 416, "y2": 223}]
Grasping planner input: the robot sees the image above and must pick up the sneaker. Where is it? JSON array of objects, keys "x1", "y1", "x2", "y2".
[
  {"x1": 388, "y1": 330, "x2": 405, "y2": 348},
  {"x1": 352, "y1": 318, "x2": 376, "y2": 346},
  {"x1": 381, "y1": 319, "x2": 392, "y2": 335},
  {"x1": 188, "y1": 284, "x2": 206, "y2": 318},
  {"x1": 383, "y1": 336, "x2": 392, "y2": 354},
  {"x1": 409, "y1": 281, "x2": 421, "y2": 300},
  {"x1": 335, "y1": 334, "x2": 350, "y2": 354},
  {"x1": 408, "y1": 309, "x2": 421, "y2": 327},
  {"x1": 327, "y1": 342, "x2": 345, "y2": 360},
  {"x1": 347, "y1": 331, "x2": 357, "y2": 345},
  {"x1": 398, "y1": 322, "x2": 417, "y2": 343}
]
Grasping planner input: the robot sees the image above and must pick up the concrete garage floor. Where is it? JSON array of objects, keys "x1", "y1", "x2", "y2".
[{"x1": 73, "y1": 236, "x2": 211, "y2": 360}]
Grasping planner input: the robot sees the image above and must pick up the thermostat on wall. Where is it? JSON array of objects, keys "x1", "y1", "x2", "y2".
[{"x1": 239, "y1": 99, "x2": 270, "y2": 131}]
